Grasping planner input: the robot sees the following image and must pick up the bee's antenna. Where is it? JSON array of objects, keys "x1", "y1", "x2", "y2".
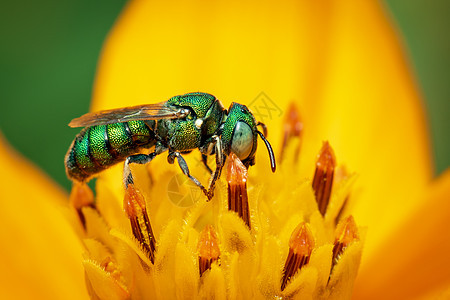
[
  {"x1": 257, "y1": 130, "x2": 276, "y2": 172},
  {"x1": 257, "y1": 122, "x2": 268, "y2": 138}
]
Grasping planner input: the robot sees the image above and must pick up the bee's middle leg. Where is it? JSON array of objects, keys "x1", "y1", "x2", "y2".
[
  {"x1": 205, "y1": 135, "x2": 224, "y2": 200},
  {"x1": 167, "y1": 151, "x2": 209, "y2": 199},
  {"x1": 123, "y1": 152, "x2": 157, "y2": 187},
  {"x1": 201, "y1": 154, "x2": 214, "y2": 175}
]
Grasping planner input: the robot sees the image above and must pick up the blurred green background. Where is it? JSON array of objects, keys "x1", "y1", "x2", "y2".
[{"x1": 0, "y1": 0, "x2": 448, "y2": 191}]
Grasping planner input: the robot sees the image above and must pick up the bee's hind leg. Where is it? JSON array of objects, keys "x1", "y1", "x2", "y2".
[
  {"x1": 168, "y1": 151, "x2": 209, "y2": 200},
  {"x1": 123, "y1": 152, "x2": 157, "y2": 187}
]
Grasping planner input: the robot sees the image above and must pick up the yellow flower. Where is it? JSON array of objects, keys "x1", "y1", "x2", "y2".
[{"x1": 1, "y1": 0, "x2": 449, "y2": 299}]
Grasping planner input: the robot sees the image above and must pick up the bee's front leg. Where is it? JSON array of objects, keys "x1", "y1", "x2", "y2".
[
  {"x1": 205, "y1": 135, "x2": 225, "y2": 200},
  {"x1": 167, "y1": 151, "x2": 210, "y2": 200}
]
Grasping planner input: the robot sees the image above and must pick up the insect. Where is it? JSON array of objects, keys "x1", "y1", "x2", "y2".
[{"x1": 65, "y1": 92, "x2": 276, "y2": 200}]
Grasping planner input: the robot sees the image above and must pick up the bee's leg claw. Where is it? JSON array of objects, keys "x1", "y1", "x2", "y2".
[
  {"x1": 205, "y1": 189, "x2": 215, "y2": 201},
  {"x1": 123, "y1": 153, "x2": 157, "y2": 188},
  {"x1": 168, "y1": 151, "x2": 209, "y2": 199}
]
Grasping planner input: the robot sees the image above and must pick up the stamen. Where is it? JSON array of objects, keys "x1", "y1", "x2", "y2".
[
  {"x1": 281, "y1": 222, "x2": 315, "y2": 291},
  {"x1": 124, "y1": 184, "x2": 156, "y2": 263},
  {"x1": 279, "y1": 103, "x2": 303, "y2": 163},
  {"x1": 69, "y1": 182, "x2": 95, "y2": 227},
  {"x1": 312, "y1": 141, "x2": 336, "y2": 216},
  {"x1": 331, "y1": 215, "x2": 359, "y2": 271},
  {"x1": 227, "y1": 153, "x2": 251, "y2": 229},
  {"x1": 197, "y1": 225, "x2": 220, "y2": 277}
]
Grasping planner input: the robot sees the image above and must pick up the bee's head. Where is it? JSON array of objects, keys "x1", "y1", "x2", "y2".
[{"x1": 221, "y1": 102, "x2": 276, "y2": 172}]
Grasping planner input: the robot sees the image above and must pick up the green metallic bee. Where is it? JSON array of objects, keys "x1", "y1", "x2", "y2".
[{"x1": 65, "y1": 92, "x2": 276, "y2": 200}]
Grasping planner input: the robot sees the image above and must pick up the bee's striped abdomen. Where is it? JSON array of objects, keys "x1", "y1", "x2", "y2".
[{"x1": 65, "y1": 121, "x2": 155, "y2": 182}]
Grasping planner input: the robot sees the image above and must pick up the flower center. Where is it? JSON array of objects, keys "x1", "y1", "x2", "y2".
[{"x1": 69, "y1": 103, "x2": 363, "y2": 299}]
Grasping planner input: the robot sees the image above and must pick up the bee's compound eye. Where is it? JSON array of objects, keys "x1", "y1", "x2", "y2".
[{"x1": 231, "y1": 121, "x2": 253, "y2": 160}]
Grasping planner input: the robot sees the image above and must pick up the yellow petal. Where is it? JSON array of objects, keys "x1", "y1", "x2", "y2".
[
  {"x1": 83, "y1": 238, "x2": 112, "y2": 264},
  {"x1": 153, "y1": 219, "x2": 182, "y2": 299},
  {"x1": 109, "y1": 228, "x2": 157, "y2": 299},
  {"x1": 219, "y1": 211, "x2": 254, "y2": 254},
  {"x1": 257, "y1": 235, "x2": 284, "y2": 297},
  {"x1": 0, "y1": 133, "x2": 88, "y2": 299},
  {"x1": 227, "y1": 248, "x2": 257, "y2": 299},
  {"x1": 83, "y1": 259, "x2": 129, "y2": 300},
  {"x1": 83, "y1": 207, "x2": 117, "y2": 250},
  {"x1": 283, "y1": 266, "x2": 317, "y2": 299},
  {"x1": 354, "y1": 170, "x2": 450, "y2": 299},
  {"x1": 198, "y1": 263, "x2": 227, "y2": 300},
  {"x1": 309, "y1": 245, "x2": 333, "y2": 298},
  {"x1": 174, "y1": 242, "x2": 199, "y2": 300},
  {"x1": 313, "y1": 0, "x2": 433, "y2": 263},
  {"x1": 327, "y1": 241, "x2": 363, "y2": 300},
  {"x1": 416, "y1": 285, "x2": 450, "y2": 300}
]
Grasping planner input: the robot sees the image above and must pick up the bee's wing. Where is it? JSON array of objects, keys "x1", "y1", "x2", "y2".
[{"x1": 69, "y1": 102, "x2": 190, "y2": 128}]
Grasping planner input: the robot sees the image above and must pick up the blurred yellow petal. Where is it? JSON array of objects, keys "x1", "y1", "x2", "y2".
[
  {"x1": 0, "y1": 0, "x2": 444, "y2": 298},
  {"x1": 313, "y1": 0, "x2": 433, "y2": 262},
  {"x1": 354, "y1": 170, "x2": 450, "y2": 299},
  {"x1": 0, "y1": 133, "x2": 88, "y2": 300},
  {"x1": 54, "y1": 0, "x2": 442, "y2": 299}
]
